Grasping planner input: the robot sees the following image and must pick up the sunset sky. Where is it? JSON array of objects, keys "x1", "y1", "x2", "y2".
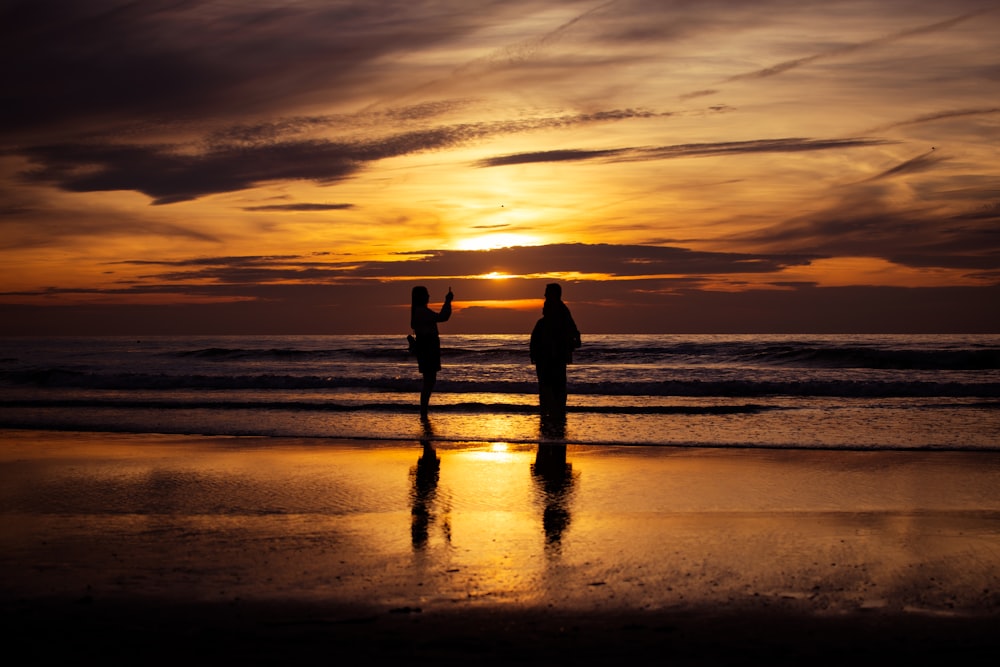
[{"x1": 2, "y1": 0, "x2": 998, "y2": 334}]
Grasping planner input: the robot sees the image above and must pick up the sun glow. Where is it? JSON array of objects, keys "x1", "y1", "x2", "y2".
[
  {"x1": 778, "y1": 257, "x2": 988, "y2": 288},
  {"x1": 457, "y1": 299, "x2": 540, "y2": 311},
  {"x1": 465, "y1": 441, "x2": 521, "y2": 463},
  {"x1": 455, "y1": 233, "x2": 540, "y2": 252}
]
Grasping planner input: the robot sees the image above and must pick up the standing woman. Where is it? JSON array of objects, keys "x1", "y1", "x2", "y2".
[{"x1": 410, "y1": 285, "x2": 454, "y2": 418}]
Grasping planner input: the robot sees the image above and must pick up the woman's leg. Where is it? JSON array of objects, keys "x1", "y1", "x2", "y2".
[{"x1": 420, "y1": 371, "x2": 437, "y2": 417}]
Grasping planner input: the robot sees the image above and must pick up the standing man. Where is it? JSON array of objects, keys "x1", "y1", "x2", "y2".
[{"x1": 530, "y1": 283, "x2": 581, "y2": 418}]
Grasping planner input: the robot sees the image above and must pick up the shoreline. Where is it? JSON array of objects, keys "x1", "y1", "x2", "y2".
[
  {"x1": 2, "y1": 424, "x2": 1000, "y2": 453},
  {"x1": 3, "y1": 429, "x2": 999, "y2": 663}
]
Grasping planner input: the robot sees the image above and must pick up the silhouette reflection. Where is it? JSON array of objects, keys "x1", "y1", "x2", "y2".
[
  {"x1": 532, "y1": 417, "x2": 576, "y2": 551},
  {"x1": 410, "y1": 437, "x2": 446, "y2": 550}
]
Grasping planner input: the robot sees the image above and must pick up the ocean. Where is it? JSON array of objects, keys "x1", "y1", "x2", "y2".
[{"x1": 1, "y1": 334, "x2": 998, "y2": 449}]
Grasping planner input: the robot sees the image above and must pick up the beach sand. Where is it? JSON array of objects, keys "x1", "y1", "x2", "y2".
[{"x1": 2, "y1": 429, "x2": 998, "y2": 664}]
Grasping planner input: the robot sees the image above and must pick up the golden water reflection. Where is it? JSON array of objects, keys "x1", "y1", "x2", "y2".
[
  {"x1": 3, "y1": 430, "x2": 1000, "y2": 615},
  {"x1": 409, "y1": 416, "x2": 578, "y2": 556}
]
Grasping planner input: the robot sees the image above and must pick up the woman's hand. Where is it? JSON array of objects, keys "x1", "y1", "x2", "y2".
[{"x1": 446, "y1": 287, "x2": 454, "y2": 302}]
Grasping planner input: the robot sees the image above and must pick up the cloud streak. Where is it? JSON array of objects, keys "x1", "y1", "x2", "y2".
[
  {"x1": 2, "y1": 0, "x2": 503, "y2": 139},
  {"x1": 477, "y1": 138, "x2": 891, "y2": 167},
  {"x1": 242, "y1": 203, "x2": 355, "y2": 212},
  {"x1": 862, "y1": 149, "x2": 948, "y2": 182},
  {"x1": 98, "y1": 244, "x2": 819, "y2": 286},
  {"x1": 19, "y1": 109, "x2": 663, "y2": 203},
  {"x1": 735, "y1": 185, "x2": 1000, "y2": 272},
  {"x1": 866, "y1": 107, "x2": 1000, "y2": 133},
  {"x1": 723, "y1": 9, "x2": 989, "y2": 83}
]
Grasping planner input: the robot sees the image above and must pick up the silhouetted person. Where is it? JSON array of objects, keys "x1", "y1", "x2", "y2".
[
  {"x1": 410, "y1": 285, "x2": 453, "y2": 418},
  {"x1": 410, "y1": 438, "x2": 440, "y2": 550},
  {"x1": 529, "y1": 283, "x2": 581, "y2": 418},
  {"x1": 531, "y1": 444, "x2": 575, "y2": 550}
]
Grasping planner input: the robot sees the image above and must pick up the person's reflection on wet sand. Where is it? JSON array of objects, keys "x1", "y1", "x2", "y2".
[
  {"x1": 531, "y1": 433, "x2": 576, "y2": 553},
  {"x1": 410, "y1": 438, "x2": 442, "y2": 550}
]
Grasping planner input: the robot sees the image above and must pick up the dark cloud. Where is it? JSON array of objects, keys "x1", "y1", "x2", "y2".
[
  {"x1": 114, "y1": 255, "x2": 332, "y2": 284},
  {"x1": 21, "y1": 140, "x2": 362, "y2": 204},
  {"x1": 1, "y1": 0, "x2": 494, "y2": 139},
  {"x1": 735, "y1": 185, "x2": 1000, "y2": 271},
  {"x1": 0, "y1": 205, "x2": 32, "y2": 217},
  {"x1": 18, "y1": 108, "x2": 662, "y2": 203},
  {"x1": 478, "y1": 148, "x2": 627, "y2": 167},
  {"x1": 119, "y1": 255, "x2": 304, "y2": 268},
  {"x1": 954, "y1": 202, "x2": 1000, "y2": 221},
  {"x1": 0, "y1": 0, "x2": 660, "y2": 146},
  {"x1": 202, "y1": 100, "x2": 479, "y2": 148},
  {"x1": 242, "y1": 203, "x2": 355, "y2": 212},
  {"x1": 105, "y1": 244, "x2": 818, "y2": 286},
  {"x1": 628, "y1": 138, "x2": 892, "y2": 160},
  {"x1": 678, "y1": 89, "x2": 719, "y2": 100},
  {"x1": 478, "y1": 137, "x2": 890, "y2": 167},
  {"x1": 379, "y1": 243, "x2": 819, "y2": 277}
]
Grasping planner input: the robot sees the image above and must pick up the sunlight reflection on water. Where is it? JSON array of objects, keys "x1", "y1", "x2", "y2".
[{"x1": 3, "y1": 431, "x2": 999, "y2": 615}]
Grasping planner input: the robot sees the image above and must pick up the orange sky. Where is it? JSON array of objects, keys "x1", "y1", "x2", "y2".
[{"x1": 2, "y1": 0, "x2": 998, "y2": 334}]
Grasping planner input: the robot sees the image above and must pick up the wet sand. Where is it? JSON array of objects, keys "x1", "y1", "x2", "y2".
[{"x1": 2, "y1": 429, "x2": 999, "y2": 664}]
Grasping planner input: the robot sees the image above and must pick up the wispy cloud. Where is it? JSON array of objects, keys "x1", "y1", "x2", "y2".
[
  {"x1": 360, "y1": 0, "x2": 623, "y2": 111},
  {"x1": 723, "y1": 9, "x2": 989, "y2": 83},
  {"x1": 0, "y1": 209, "x2": 222, "y2": 250},
  {"x1": 478, "y1": 137, "x2": 891, "y2": 167},
  {"x1": 866, "y1": 107, "x2": 1000, "y2": 133},
  {"x1": 242, "y1": 203, "x2": 355, "y2": 212},
  {"x1": 861, "y1": 149, "x2": 948, "y2": 182},
  {"x1": 109, "y1": 244, "x2": 817, "y2": 286},
  {"x1": 1, "y1": 0, "x2": 503, "y2": 139},
  {"x1": 478, "y1": 148, "x2": 627, "y2": 167},
  {"x1": 19, "y1": 108, "x2": 662, "y2": 203},
  {"x1": 734, "y1": 185, "x2": 999, "y2": 271},
  {"x1": 382, "y1": 243, "x2": 819, "y2": 278}
]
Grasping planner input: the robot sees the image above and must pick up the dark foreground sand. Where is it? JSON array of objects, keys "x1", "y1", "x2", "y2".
[
  {"x1": 2, "y1": 430, "x2": 998, "y2": 664},
  {"x1": 6, "y1": 596, "x2": 999, "y2": 665}
]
